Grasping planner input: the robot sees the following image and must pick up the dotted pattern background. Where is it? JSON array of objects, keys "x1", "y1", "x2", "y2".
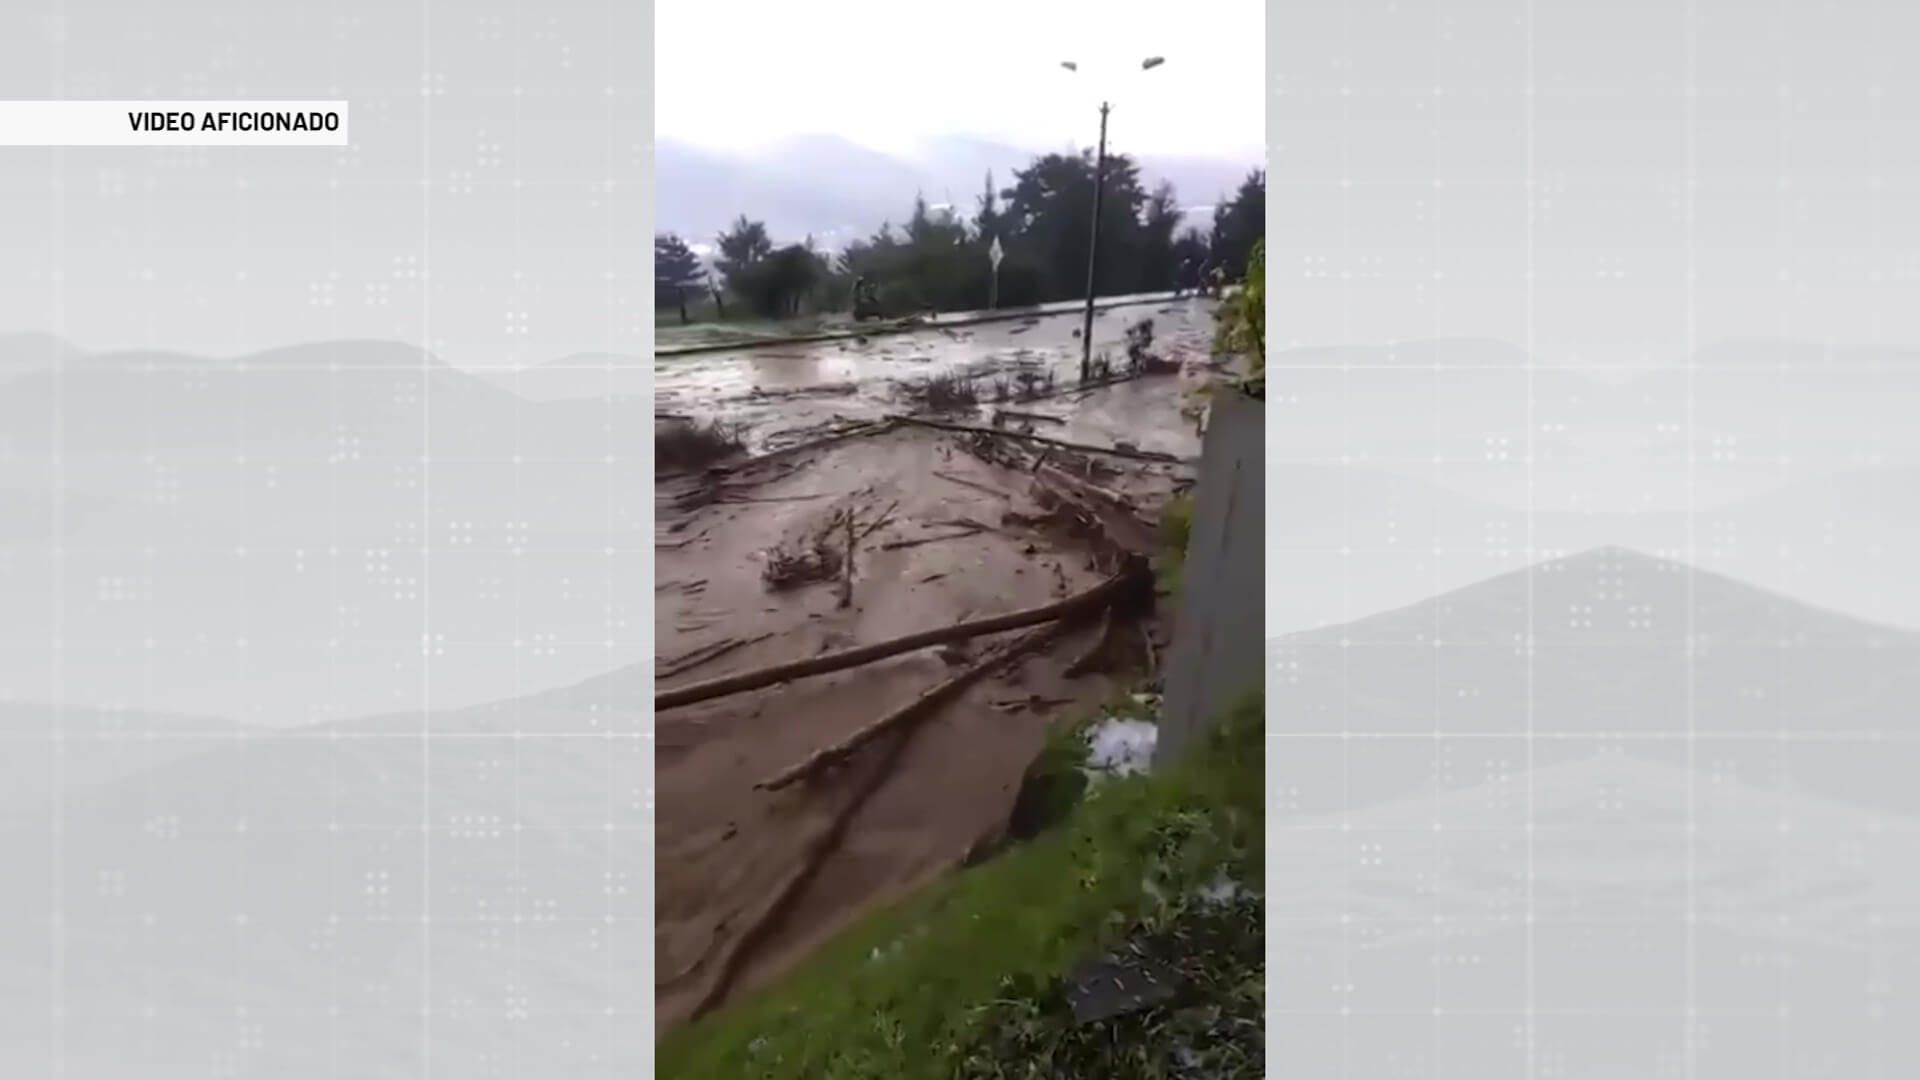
[
  {"x1": 0, "y1": 2, "x2": 654, "y2": 1077},
  {"x1": 1268, "y1": 0, "x2": 1920, "y2": 1076}
]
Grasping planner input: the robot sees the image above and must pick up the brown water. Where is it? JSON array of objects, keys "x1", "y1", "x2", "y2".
[
  {"x1": 645, "y1": 297, "x2": 1223, "y2": 453},
  {"x1": 618, "y1": 294, "x2": 1213, "y2": 449},
  {"x1": 652, "y1": 421, "x2": 1191, "y2": 1029}
]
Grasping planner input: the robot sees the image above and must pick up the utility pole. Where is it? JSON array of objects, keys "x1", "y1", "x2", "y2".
[{"x1": 1079, "y1": 100, "x2": 1110, "y2": 383}]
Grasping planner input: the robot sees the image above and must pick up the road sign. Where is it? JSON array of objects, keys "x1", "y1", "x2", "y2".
[{"x1": 988, "y1": 235, "x2": 1003, "y2": 269}]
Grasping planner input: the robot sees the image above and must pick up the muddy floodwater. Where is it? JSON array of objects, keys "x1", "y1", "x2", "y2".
[
  {"x1": 651, "y1": 298, "x2": 1229, "y2": 1031},
  {"x1": 513, "y1": 297, "x2": 1225, "y2": 458}
]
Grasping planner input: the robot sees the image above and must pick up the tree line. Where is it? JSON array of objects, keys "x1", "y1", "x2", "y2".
[{"x1": 655, "y1": 151, "x2": 1265, "y2": 323}]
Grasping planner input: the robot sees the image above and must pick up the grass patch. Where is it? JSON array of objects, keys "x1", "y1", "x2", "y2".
[
  {"x1": 657, "y1": 417, "x2": 745, "y2": 470},
  {"x1": 656, "y1": 297, "x2": 840, "y2": 336},
  {"x1": 1160, "y1": 495, "x2": 1194, "y2": 555},
  {"x1": 656, "y1": 688, "x2": 1264, "y2": 1080},
  {"x1": 1156, "y1": 493, "x2": 1196, "y2": 597},
  {"x1": 1212, "y1": 240, "x2": 1264, "y2": 398}
]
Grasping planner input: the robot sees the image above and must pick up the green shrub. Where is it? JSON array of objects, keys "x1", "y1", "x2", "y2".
[{"x1": 1212, "y1": 239, "x2": 1264, "y2": 396}]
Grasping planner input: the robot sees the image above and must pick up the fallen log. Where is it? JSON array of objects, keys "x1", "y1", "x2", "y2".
[
  {"x1": 688, "y1": 717, "x2": 911, "y2": 1020},
  {"x1": 656, "y1": 632, "x2": 774, "y2": 681},
  {"x1": 717, "y1": 492, "x2": 831, "y2": 504},
  {"x1": 993, "y1": 408, "x2": 1067, "y2": 427},
  {"x1": 755, "y1": 621, "x2": 1068, "y2": 792},
  {"x1": 930, "y1": 469, "x2": 1012, "y2": 499},
  {"x1": 708, "y1": 419, "x2": 899, "y2": 477},
  {"x1": 891, "y1": 415, "x2": 1188, "y2": 465},
  {"x1": 878, "y1": 525, "x2": 988, "y2": 551},
  {"x1": 655, "y1": 554, "x2": 1152, "y2": 712},
  {"x1": 695, "y1": 568, "x2": 1164, "y2": 1014},
  {"x1": 1034, "y1": 461, "x2": 1137, "y2": 514},
  {"x1": 836, "y1": 511, "x2": 856, "y2": 608},
  {"x1": 690, "y1": 618, "x2": 1075, "y2": 1021},
  {"x1": 1029, "y1": 470, "x2": 1159, "y2": 562}
]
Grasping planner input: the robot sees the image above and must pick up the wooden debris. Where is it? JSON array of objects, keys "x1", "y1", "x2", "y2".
[
  {"x1": 879, "y1": 524, "x2": 989, "y2": 551},
  {"x1": 656, "y1": 632, "x2": 775, "y2": 681},
  {"x1": 708, "y1": 419, "x2": 899, "y2": 478},
  {"x1": 754, "y1": 622, "x2": 1069, "y2": 793},
  {"x1": 836, "y1": 511, "x2": 856, "y2": 608},
  {"x1": 718, "y1": 492, "x2": 831, "y2": 505},
  {"x1": 657, "y1": 556, "x2": 1152, "y2": 712},
  {"x1": 992, "y1": 408, "x2": 1066, "y2": 427},
  {"x1": 892, "y1": 414, "x2": 1188, "y2": 465},
  {"x1": 689, "y1": 716, "x2": 912, "y2": 1021},
  {"x1": 990, "y1": 693, "x2": 1074, "y2": 714},
  {"x1": 930, "y1": 469, "x2": 1010, "y2": 499}
]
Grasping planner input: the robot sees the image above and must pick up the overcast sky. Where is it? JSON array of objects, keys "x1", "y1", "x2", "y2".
[
  {"x1": 654, "y1": 0, "x2": 1266, "y2": 160},
  {"x1": 0, "y1": 0, "x2": 646, "y2": 370}
]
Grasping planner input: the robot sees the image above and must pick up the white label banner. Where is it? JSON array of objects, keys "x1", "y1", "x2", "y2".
[{"x1": 0, "y1": 101, "x2": 349, "y2": 147}]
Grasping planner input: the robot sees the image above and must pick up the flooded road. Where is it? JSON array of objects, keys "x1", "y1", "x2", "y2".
[
  {"x1": 668, "y1": 298, "x2": 1220, "y2": 451},
  {"x1": 517, "y1": 297, "x2": 1224, "y2": 455},
  {"x1": 651, "y1": 290, "x2": 1190, "y2": 353}
]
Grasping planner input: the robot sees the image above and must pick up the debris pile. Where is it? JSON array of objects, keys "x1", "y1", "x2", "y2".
[
  {"x1": 656, "y1": 416, "x2": 745, "y2": 471},
  {"x1": 760, "y1": 529, "x2": 845, "y2": 592}
]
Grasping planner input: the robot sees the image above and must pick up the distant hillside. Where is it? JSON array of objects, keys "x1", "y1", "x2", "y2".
[
  {"x1": 0, "y1": 668, "x2": 651, "y2": 1076},
  {"x1": 1269, "y1": 546, "x2": 1920, "y2": 810},
  {"x1": 0, "y1": 336, "x2": 655, "y2": 722},
  {"x1": 1261, "y1": 545, "x2": 1920, "y2": 1076}
]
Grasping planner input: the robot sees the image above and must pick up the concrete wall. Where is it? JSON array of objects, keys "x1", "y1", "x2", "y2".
[{"x1": 1156, "y1": 388, "x2": 1265, "y2": 765}]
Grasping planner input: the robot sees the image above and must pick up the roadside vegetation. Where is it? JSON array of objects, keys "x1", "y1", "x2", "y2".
[
  {"x1": 1212, "y1": 239, "x2": 1265, "y2": 397},
  {"x1": 656, "y1": 157, "x2": 1265, "y2": 326},
  {"x1": 1158, "y1": 493, "x2": 1196, "y2": 599},
  {"x1": 655, "y1": 678, "x2": 1264, "y2": 1080}
]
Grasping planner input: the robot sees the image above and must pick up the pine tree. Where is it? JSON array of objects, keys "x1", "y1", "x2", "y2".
[{"x1": 654, "y1": 233, "x2": 705, "y2": 324}]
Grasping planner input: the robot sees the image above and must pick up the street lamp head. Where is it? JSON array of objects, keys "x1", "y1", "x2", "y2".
[
  {"x1": 1060, "y1": 60, "x2": 1079, "y2": 72},
  {"x1": 1141, "y1": 56, "x2": 1166, "y2": 71}
]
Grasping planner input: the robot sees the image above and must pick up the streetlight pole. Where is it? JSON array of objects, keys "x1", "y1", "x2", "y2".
[
  {"x1": 1063, "y1": 57, "x2": 1164, "y2": 384},
  {"x1": 1078, "y1": 101, "x2": 1110, "y2": 382}
]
